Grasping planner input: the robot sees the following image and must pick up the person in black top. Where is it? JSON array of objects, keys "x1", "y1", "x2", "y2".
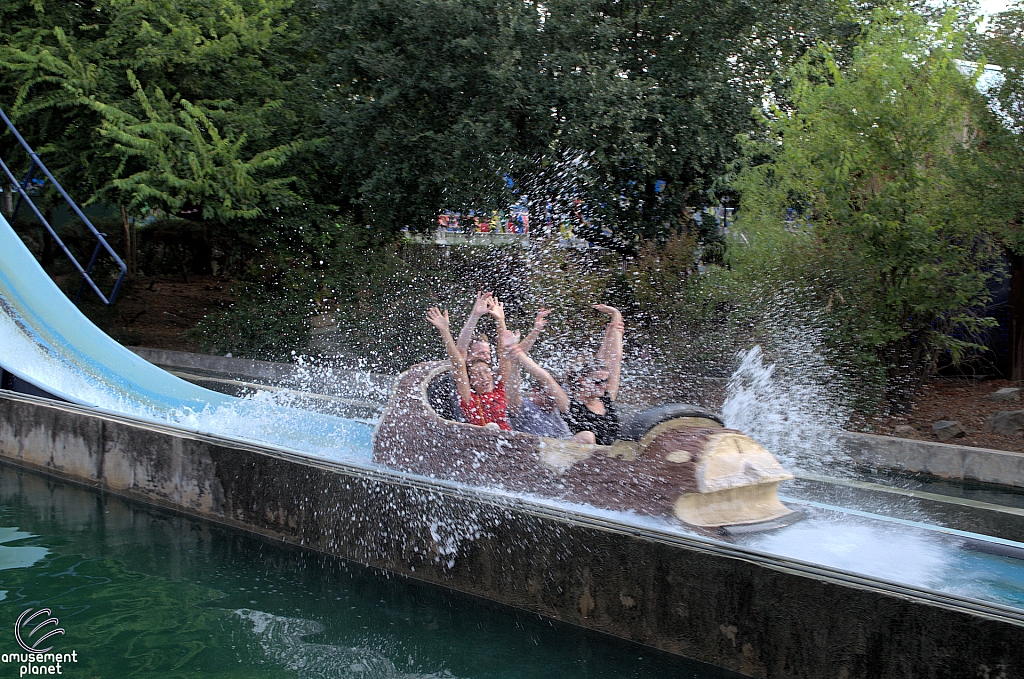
[
  {"x1": 563, "y1": 304, "x2": 624, "y2": 445},
  {"x1": 565, "y1": 388, "x2": 618, "y2": 445}
]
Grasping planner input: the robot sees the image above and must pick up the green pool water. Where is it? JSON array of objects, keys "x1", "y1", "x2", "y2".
[{"x1": 0, "y1": 465, "x2": 736, "y2": 679}]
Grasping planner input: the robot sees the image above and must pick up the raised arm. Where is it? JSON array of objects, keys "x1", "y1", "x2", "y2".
[
  {"x1": 428, "y1": 307, "x2": 473, "y2": 404},
  {"x1": 498, "y1": 328, "x2": 524, "y2": 414},
  {"x1": 455, "y1": 291, "x2": 493, "y2": 358},
  {"x1": 488, "y1": 299, "x2": 513, "y2": 388},
  {"x1": 594, "y1": 304, "x2": 624, "y2": 400},
  {"x1": 487, "y1": 296, "x2": 508, "y2": 334},
  {"x1": 502, "y1": 329, "x2": 570, "y2": 413},
  {"x1": 518, "y1": 308, "x2": 550, "y2": 354}
]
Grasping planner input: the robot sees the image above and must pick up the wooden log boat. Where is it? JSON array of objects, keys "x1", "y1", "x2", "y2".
[{"x1": 373, "y1": 362, "x2": 796, "y2": 531}]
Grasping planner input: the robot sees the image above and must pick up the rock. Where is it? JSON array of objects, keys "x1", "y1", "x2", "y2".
[
  {"x1": 989, "y1": 387, "x2": 1021, "y2": 402},
  {"x1": 893, "y1": 425, "x2": 919, "y2": 439},
  {"x1": 983, "y1": 410, "x2": 1024, "y2": 438},
  {"x1": 932, "y1": 420, "x2": 966, "y2": 442}
]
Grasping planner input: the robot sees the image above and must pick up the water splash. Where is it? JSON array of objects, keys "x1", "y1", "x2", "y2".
[
  {"x1": 0, "y1": 306, "x2": 374, "y2": 463},
  {"x1": 286, "y1": 354, "x2": 393, "y2": 404},
  {"x1": 722, "y1": 341, "x2": 852, "y2": 474},
  {"x1": 742, "y1": 510, "x2": 951, "y2": 586},
  {"x1": 237, "y1": 356, "x2": 392, "y2": 423}
]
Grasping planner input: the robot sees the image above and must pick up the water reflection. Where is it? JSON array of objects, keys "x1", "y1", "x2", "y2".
[{"x1": 0, "y1": 465, "x2": 736, "y2": 679}]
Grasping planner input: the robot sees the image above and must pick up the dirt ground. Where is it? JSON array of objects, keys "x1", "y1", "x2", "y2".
[
  {"x1": 870, "y1": 378, "x2": 1024, "y2": 453},
  {"x1": 76, "y1": 274, "x2": 236, "y2": 352}
]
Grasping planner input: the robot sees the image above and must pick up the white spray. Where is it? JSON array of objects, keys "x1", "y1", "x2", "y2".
[{"x1": 722, "y1": 340, "x2": 852, "y2": 475}]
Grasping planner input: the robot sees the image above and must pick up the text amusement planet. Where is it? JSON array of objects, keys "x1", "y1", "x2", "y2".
[{"x1": 2, "y1": 609, "x2": 78, "y2": 676}]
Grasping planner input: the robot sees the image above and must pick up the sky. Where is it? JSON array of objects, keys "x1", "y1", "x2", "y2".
[
  {"x1": 972, "y1": 0, "x2": 1015, "y2": 31},
  {"x1": 976, "y1": 0, "x2": 1015, "y2": 23},
  {"x1": 977, "y1": 0, "x2": 1013, "y2": 14}
]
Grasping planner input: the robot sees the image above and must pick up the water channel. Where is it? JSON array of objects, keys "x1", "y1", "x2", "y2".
[{"x1": 0, "y1": 465, "x2": 738, "y2": 678}]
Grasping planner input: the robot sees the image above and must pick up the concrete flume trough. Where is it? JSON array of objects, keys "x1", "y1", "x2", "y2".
[{"x1": 1, "y1": 390, "x2": 1023, "y2": 678}]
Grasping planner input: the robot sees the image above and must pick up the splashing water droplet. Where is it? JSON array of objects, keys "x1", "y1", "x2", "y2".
[{"x1": 722, "y1": 340, "x2": 852, "y2": 475}]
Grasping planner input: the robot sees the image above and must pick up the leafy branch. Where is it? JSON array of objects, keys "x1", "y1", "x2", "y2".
[{"x1": 94, "y1": 70, "x2": 301, "y2": 221}]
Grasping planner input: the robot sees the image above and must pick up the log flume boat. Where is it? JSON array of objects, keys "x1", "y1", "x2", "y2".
[{"x1": 374, "y1": 362, "x2": 798, "y2": 533}]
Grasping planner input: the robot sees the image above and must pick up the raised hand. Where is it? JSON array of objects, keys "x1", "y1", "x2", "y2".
[
  {"x1": 533, "y1": 308, "x2": 550, "y2": 333},
  {"x1": 487, "y1": 298, "x2": 506, "y2": 324},
  {"x1": 498, "y1": 328, "x2": 520, "y2": 355},
  {"x1": 593, "y1": 304, "x2": 622, "y2": 321},
  {"x1": 471, "y1": 291, "x2": 493, "y2": 317},
  {"x1": 594, "y1": 303, "x2": 623, "y2": 401},
  {"x1": 426, "y1": 307, "x2": 450, "y2": 332}
]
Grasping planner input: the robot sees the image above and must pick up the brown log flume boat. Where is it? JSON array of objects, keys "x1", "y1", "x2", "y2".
[{"x1": 373, "y1": 362, "x2": 798, "y2": 532}]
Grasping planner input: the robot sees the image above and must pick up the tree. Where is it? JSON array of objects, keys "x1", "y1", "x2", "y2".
[
  {"x1": 534, "y1": 0, "x2": 854, "y2": 249},
  {"x1": 315, "y1": 0, "x2": 850, "y2": 247},
  {"x1": 972, "y1": 1, "x2": 1024, "y2": 379},
  {"x1": 313, "y1": 0, "x2": 542, "y2": 233},
  {"x1": 0, "y1": 0, "x2": 314, "y2": 232},
  {"x1": 94, "y1": 72, "x2": 301, "y2": 222},
  {"x1": 729, "y1": 7, "x2": 1003, "y2": 406}
]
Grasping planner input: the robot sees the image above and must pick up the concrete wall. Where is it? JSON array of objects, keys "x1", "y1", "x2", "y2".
[
  {"x1": 129, "y1": 347, "x2": 300, "y2": 382},
  {"x1": 128, "y1": 347, "x2": 396, "y2": 399},
  {"x1": 838, "y1": 431, "x2": 1024, "y2": 488},
  {"x1": 1, "y1": 390, "x2": 1023, "y2": 678}
]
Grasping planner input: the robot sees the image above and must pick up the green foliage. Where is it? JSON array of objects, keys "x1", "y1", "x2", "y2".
[
  {"x1": 0, "y1": 0, "x2": 312, "y2": 224},
  {"x1": 95, "y1": 72, "x2": 302, "y2": 221},
  {"x1": 195, "y1": 224, "x2": 627, "y2": 371},
  {"x1": 315, "y1": 0, "x2": 851, "y2": 248},
  {"x1": 314, "y1": 0, "x2": 539, "y2": 233},
  {"x1": 191, "y1": 207, "x2": 392, "y2": 360},
  {"x1": 0, "y1": 0, "x2": 858, "y2": 246},
  {"x1": 971, "y1": 2, "x2": 1024, "y2": 255},
  {"x1": 192, "y1": 209, "x2": 536, "y2": 367},
  {"x1": 535, "y1": 0, "x2": 856, "y2": 249},
  {"x1": 983, "y1": 2, "x2": 1024, "y2": 138},
  {"x1": 7, "y1": 0, "x2": 1005, "y2": 411},
  {"x1": 728, "y1": 6, "x2": 1003, "y2": 405}
]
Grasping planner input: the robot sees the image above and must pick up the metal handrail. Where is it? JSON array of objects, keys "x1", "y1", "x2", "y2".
[{"x1": 0, "y1": 106, "x2": 126, "y2": 305}]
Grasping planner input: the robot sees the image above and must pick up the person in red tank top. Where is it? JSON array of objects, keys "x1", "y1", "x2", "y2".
[
  {"x1": 427, "y1": 301, "x2": 513, "y2": 431},
  {"x1": 459, "y1": 361, "x2": 511, "y2": 430}
]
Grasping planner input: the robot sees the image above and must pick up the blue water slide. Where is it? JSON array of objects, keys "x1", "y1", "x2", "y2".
[
  {"x1": 0, "y1": 212, "x2": 232, "y2": 409},
  {"x1": 0, "y1": 212, "x2": 375, "y2": 461}
]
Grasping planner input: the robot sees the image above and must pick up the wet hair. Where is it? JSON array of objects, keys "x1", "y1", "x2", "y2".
[{"x1": 472, "y1": 333, "x2": 490, "y2": 346}]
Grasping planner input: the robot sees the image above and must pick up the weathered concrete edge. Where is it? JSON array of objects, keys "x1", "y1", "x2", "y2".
[
  {"x1": 128, "y1": 346, "x2": 396, "y2": 396},
  {"x1": 837, "y1": 431, "x2": 1024, "y2": 488},
  {"x1": 2, "y1": 391, "x2": 1023, "y2": 679},
  {"x1": 128, "y1": 347, "x2": 293, "y2": 381}
]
